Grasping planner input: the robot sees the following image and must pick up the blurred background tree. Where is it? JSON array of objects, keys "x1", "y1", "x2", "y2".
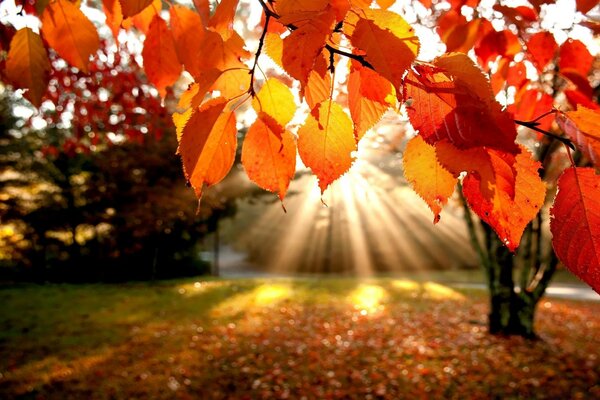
[{"x1": 0, "y1": 41, "x2": 239, "y2": 282}]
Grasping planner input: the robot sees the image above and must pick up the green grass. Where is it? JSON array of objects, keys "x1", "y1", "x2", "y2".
[{"x1": 0, "y1": 277, "x2": 598, "y2": 399}]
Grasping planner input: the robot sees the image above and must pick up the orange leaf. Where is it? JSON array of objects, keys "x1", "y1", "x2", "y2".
[
  {"x1": 102, "y1": 0, "x2": 125, "y2": 40},
  {"x1": 559, "y1": 39, "x2": 593, "y2": 78},
  {"x1": 193, "y1": 0, "x2": 210, "y2": 25},
  {"x1": 556, "y1": 107, "x2": 600, "y2": 165},
  {"x1": 190, "y1": 30, "x2": 248, "y2": 79},
  {"x1": 129, "y1": 0, "x2": 160, "y2": 34},
  {"x1": 345, "y1": 9, "x2": 419, "y2": 91},
  {"x1": 304, "y1": 60, "x2": 332, "y2": 110},
  {"x1": 377, "y1": 0, "x2": 395, "y2": 9},
  {"x1": 172, "y1": 72, "x2": 222, "y2": 139},
  {"x1": 405, "y1": 53, "x2": 519, "y2": 153},
  {"x1": 41, "y1": 0, "x2": 100, "y2": 73},
  {"x1": 298, "y1": 100, "x2": 356, "y2": 193},
  {"x1": 242, "y1": 118, "x2": 297, "y2": 201},
  {"x1": 403, "y1": 136, "x2": 457, "y2": 223},
  {"x1": 211, "y1": 68, "x2": 250, "y2": 99},
  {"x1": 462, "y1": 147, "x2": 545, "y2": 252},
  {"x1": 5, "y1": 28, "x2": 50, "y2": 107},
  {"x1": 526, "y1": 31, "x2": 557, "y2": 73},
  {"x1": 550, "y1": 167, "x2": 600, "y2": 293},
  {"x1": 281, "y1": 11, "x2": 335, "y2": 87},
  {"x1": 170, "y1": 4, "x2": 205, "y2": 71},
  {"x1": 208, "y1": 0, "x2": 239, "y2": 39},
  {"x1": 348, "y1": 62, "x2": 396, "y2": 141},
  {"x1": 118, "y1": 0, "x2": 152, "y2": 18},
  {"x1": 178, "y1": 98, "x2": 237, "y2": 198},
  {"x1": 142, "y1": 15, "x2": 182, "y2": 97}
]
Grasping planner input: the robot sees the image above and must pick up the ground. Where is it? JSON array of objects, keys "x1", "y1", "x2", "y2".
[{"x1": 1, "y1": 277, "x2": 599, "y2": 399}]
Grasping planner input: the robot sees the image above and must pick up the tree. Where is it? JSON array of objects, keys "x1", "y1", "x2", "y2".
[{"x1": 0, "y1": 0, "x2": 598, "y2": 335}]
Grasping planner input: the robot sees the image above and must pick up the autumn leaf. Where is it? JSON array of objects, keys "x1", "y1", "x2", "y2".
[
  {"x1": 403, "y1": 135, "x2": 457, "y2": 223},
  {"x1": 298, "y1": 100, "x2": 356, "y2": 193},
  {"x1": 142, "y1": 15, "x2": 182, "y2": 97},
  {"x1": 118, "y1": 0, "x2": 153, "y2": 18},
  {"x1": 102, "y1": 0, "x2": 125, "y2": 40},
  {"x1": 170, "y1": 4, "x2": 205, "y2": 71},
  {"x1": 41, "y1": 0, "x2": 100, "y2": 73},
  {"x1": 178, "y1": 98, "x2": 237, "y2": 198},
  {"x1": 559, "y1": 39, "x2": 593, "y2": 78},
  {"x1": 405, "y1": 53, "x2": 519, "y2": 154},
  {"x1": 345, "y1": 9, "x2": 419, "y2": 92},
  {"x1": 208, "y1": 0, "x2": 239, "y2": 39},
  {"x1": 550, "y1": 167, "x2": 600, "y2": 293},
  {"x1": 526, "y1": 31, "x2": 557, "y2": 73},
  {"x1": 556, "y1": 107, "x2": 600, "y2": 164},
  {"x1": 348, "y1": 62, "x2": 396, "y2": 141},
  {"x1": 5, "y1": 28, "x2": 51, "y2": 107},
  {"x1": 474, "y1": 29, "x2": 521, "y2": 66},
  {"x1": 129, "y1": 0, "x2": 160, "y2": 34},
  {"x1": 565, "y1": 90, "x2": 600, "y2": 111},
  {"x1": 509, "y1": 88, "x2": 554, "y2": 132},
  {"x1": 242, "y1": 119, "x2": 296, "y2": 201},
  {"x1": 252, "y1": 78, "x2": 296, "y2": 131},
  {"x1": 304, "y1": 57, "x2": 332, "y2": 110},
  {"x1": 193, "y1": 0, "x2": 210, "y2": 25},
  {"x1": 281, "y1": 10, "x2": 335, "y2": 87},
  {"x1": 461, "y1": 147, "x2": 545, "y2": 252}
]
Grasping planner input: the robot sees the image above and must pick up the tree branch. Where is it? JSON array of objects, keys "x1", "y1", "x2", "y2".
[
  {"x1": 248, "y1": 13, "x2": 271, "y2": 96},
  {"x1": 514, "y1": 119, "x2": 575, "y2": 150},
  {"x1": 325, "y1": 44, "x2": 374, "y2": 70}
]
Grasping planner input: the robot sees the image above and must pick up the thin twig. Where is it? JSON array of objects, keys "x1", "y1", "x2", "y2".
[
  {"x1": 514, "y1": 119, "x2": 575, "y2": 150},
  {"x1": 248, "y1": 13, "x2": 271, "y2": 96},
  {"x1": 325, "y1": 44, "x2": 374, "y2": 69}
]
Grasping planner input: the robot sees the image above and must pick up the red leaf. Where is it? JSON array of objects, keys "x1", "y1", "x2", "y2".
[
  {"x1": 559, "y1": 39, "x2": 593, "y2": 78},
  {"x1": 526, "y1": 31, "x2": 557, "y2": 73},
  {"x1": 405, "y1": 53, "x2": 518, "y2": 154},
  {"x1": 550, "y1": 167, "x2": 600, "y2": 293}
]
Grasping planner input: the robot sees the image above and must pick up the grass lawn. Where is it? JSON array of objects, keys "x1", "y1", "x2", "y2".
[{"x1": 1, "y1": 277, "x2": 599, "y2": 399}]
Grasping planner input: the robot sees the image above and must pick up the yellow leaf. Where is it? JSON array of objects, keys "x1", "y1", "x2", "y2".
[
  {"x1": 252, "y1": 78, "x2": 296, "y2": 129},
  {"x1": 298, "y1": 100, "x2": 356, "y2": 193},
  {"x1": 403, "y1": 136, "x2": 456, "y2": 223}
]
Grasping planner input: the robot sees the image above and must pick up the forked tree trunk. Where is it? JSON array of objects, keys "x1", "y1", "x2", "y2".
[{"x1": 460, "y1": 188, "x2": 557, "y2": 339}]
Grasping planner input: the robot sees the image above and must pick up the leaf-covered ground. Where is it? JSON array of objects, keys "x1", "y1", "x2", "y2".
[{"x1": 1, "y1": 278, "x2": 599, "y2": 399}]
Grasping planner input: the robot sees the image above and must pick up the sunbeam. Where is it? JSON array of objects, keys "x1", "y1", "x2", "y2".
[{"x1": 219, "y1": 129, "x2": 478, "y2": 277}]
